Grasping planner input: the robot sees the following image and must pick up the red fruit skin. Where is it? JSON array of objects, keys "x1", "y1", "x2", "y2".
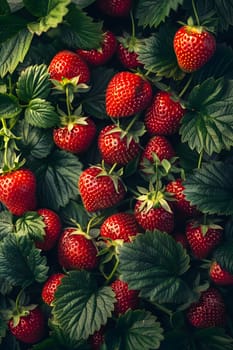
[
  {"x1": 100, "y1": 212, "x2": 139, "y2": 242},
  {"x1": 111, "y1": 279, "x2": 139, "y2": 316},
  {"x1": 173, "y1": 26, "x2": 216, "y2": 73},
  {"x1": 117, "y1": 43, "x2": 142, "y2": 69},
  {"x1": 97, "y1": 0, "x2": 132, "y2": 17},
  {"x1": 76, "y1": 31, "x2": 117, "y2": 66},
  {"x1": 53, "y1": 118, "x2": 96, "y2": 154},
  {"x1": 209, "y1": 261, "x2": 233, "y2": 286},
  {"x1": 58, "y1": 228, "x2": 98, "y2": 270},
  {"x1": 141, "y1": 136, "x2": 176, "y2": 164},
  {"x1": 0, "y1": 168, "x2": 37, "y2": 216},
  {"x1": 98, "y1": 124, "x2": 140, "y2": 165},
  {"x1": 8, "y1": 307, "x2": 45, "y2": 344},
  {"x1": 173, "y1": 232, "x2": 189, "y2": 249},
  {"x1": 185, "y1": 222, "x2": 223, "y2": 259},
  {"x1": 48, "y1": 50, "x2": 90, "y2": 83},
  {"x1": 145, "y1": 91, "x2": 186, "y2": 135},
  {"x1": 78, "y1": 166, "x2": 126, "y2": 212},
  {"x1": 42, "y1": 273, "x2": 65, "y2": 305},
  {"x1": 35, "y1": 208, "x2": 62, "y2": 251},
  {"x1": 187, "y1": 288, "x2": 226, "y2": 328},
  {"x1": 90, "y1": 327, "x2": 105, "y2": 350},
  {"x1": 106, "y1": 71, "x2": 152, "y2": 118},
  {"x1": 134, "y1": 200, "x2": 174, "y2": 233}
]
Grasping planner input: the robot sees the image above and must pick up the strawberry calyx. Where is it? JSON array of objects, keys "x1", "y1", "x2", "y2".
[
  {"x1": 189, "y1": 216, "x2": 223, "y2": 236},
  {"x1": 95, "y1": 161, "x2": 127, "y2": 194},
  {"x1": 58, "y1": 105, "x2": 90, "y2": 131}
]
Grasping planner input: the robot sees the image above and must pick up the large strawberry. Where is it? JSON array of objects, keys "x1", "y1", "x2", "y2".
[
  {"x1": 42, "y1": 273, "x2": 65, "y2": 305},
  {"x1": 173, "y1": 25, "x2": 216, "y2": 73},
  {"x1": 97, "y1": 0, "x2": 132, "y2": 17},
  {"x1": 111, "y1": 279, "x2": 139, "y2": 315},
  {"x1": 0, "y1": 168, "x2": 37, "y2": 216},
  {"x1": 48, "y1": 50, "x2": 90, "y2": 83},
  {"x1": 76, "y1": 31, "x2": 117, "y2": 66},
  {"x1": 78, "y1": 164, "x2": 126, "y2": 212},
  {"x1": 106, "y1": 71, "x2": 152, "y2": 118},
  {"x1": 187, "y1": 287, "x2": 226, "y2": 328},
  {"x1": 144, "y1": 91, "x2": 186, "y2": 135},
  {"x1": 209, "y1": 261, "x2": 233, "y2": 286}
]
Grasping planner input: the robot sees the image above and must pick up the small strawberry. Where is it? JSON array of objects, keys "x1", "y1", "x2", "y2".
[
  {"x1": 0, "y1": 168, "x2": 37, "y2": 216},
  {"x1": 97, "y1": 0, "x2": 132, "y2": 17},
  {"x1": 106, "y1": 71, "x2": 152, "y2": 118},
  {"x1": 141, "y1": 136, "x2": 176, "y2": 164},
  {"x1": 117, "y1": 32, "x2": 143, "y2": 70},
  {"x1": 111, "y1": 279, "x2": 139, "y2": 315},
  {"x1": 78, "y1": 163, "x2": 126, "y2": 212},
  {"x1": 187, "y1": 287, "x2": 226, "y2": 328},
  {"x1": 35, "y1": 208, "x2": 62, "y2": 251},
  {"x1": 48, "y1": 50, "x2": 90, "y2": 83},
  {"x1": 173, "y1": 24, "x2": 216, "y2": 73},
  {"x1": 76, "y1": 31, "x2": 117, "y2": 66},
  {"x1": 58, "y1": 228, "x2": 98, "y2": 270},
  {"x1": 89, "y1": 326, "x2": 105, "y2": 350},
  {"x1": 209, "y1": 261, "x2": 233, "y2": 286},
  {"x1": 41, "y1": 273, "x2": 65, "y2": 305},
  {"x1": 144, "y1": 91, "x2": 186, "y2": 135}
]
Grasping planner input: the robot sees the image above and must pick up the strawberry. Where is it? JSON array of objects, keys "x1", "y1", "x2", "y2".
[
  {"x1": 173, "y1": 25, "x2": 216, "y2": 73},
  {"x1": 186, "y1": 287, "x2": 226, "y2": 328},
  {"x1": 0, "y1": 168, "x2": 37, "y2": 216},
  {"x1": 35, "y1": 208, "x2": 62, "y2": 251},
  {"x1": 100, "y1": 212, "x2": 139, "y2": 243},
  {"x1": 76, "y1": 31, "x2": 117, "y2": 66},
  {"x1": 185, "y1": 221, "x2": 223, "y2": 259},
  {"x1": 117, "y1": 32, "x2": 143, "y2": 70},
  {"x1": 144, "y1": 91, "x2": 186, "y2": 135},
  {"x1": 111, "y1": 279, "x2": 139, "y2": 315},
  {"x1": 41, "y1": 273, "x2": 65, "y2": 305},
  {"x1": 141, "y1": 136, "x2": 176, "y2": 164},
  {"x1": 209, "y1": 261, "x2": 233, "y2": 286},
  {"x1": 8, "y1": 306, "x2": 45, "y2": 344},
  {"x1": 48, "y1": 50, "x2": 90, "y2": 83},
  {"x1": 106, "y1": 71, "x2": 152, "y2": 118},
  {"x1": 58, "y1": 228, "x2": 98, "y2": 270},
  {"x1": 78, "y1": 164, "x2": 126, "y2": 212},
  {"x1": 97, "y1": 0, "x2": 132, "y2": 17},
  {"x1": 89, "y1": 327, "x2": 105, "y2": 350}
]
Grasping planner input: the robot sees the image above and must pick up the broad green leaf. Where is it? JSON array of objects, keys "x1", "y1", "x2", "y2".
[
  {"x1": 27, "y1": 0, "x2": 70, "y2": 35},
  {"x1": 15, "y1": 211, "x2": 46, "y2": 241},
  {"x1": 0, "y1": 14, "x2": 28, "y2": 41},
  {"x1": 135, "y1": 0, "x2": 184, "y2": 28},
  {"x1": 119, "y1": 231, "x2": 191, "y2": 304},
  {"x1": 193, "y1": 327, "x2": 233, "y2": 350},
  {"x1": 71, "y1": 0, "x2": 95, "y2": 7},
  {"x1": 213, "y1": 0, "x2": 233, "y2": 31},
  {"x1": 0, "y1": 234, "x2": 48, "y2": 287},
  {"x1": 60, "y1": 200, "x2": 90, "y2": 227},
  {"x1": 184, "y1": 161, "x2": 233, "y2": 215},
  {"x1": 16, "y1": 64, "x2": 51, "y2": 102},
  {"x1": 53, "y1": 270, "x2": 115, "y2": 341},
  {"x1": 0, "y1": 93, "x2": 22, "y2": 119},
  {"x1": 213, "y1": 243, "x2": 233, "y2": 274},
  {"x1": 0, "y1": 211, "x2": 14, "y2": 239},
  {"x1": 105, "y1": 309, "x2": 164, "y2": 350},
  {"x1": 8, "y1": 0, "x2": 24, "y2": 12},
  {"x1": 0, "y1": 28, "x2": 33, "y2": 78},
  {"x1": 25, "y1": 98, "x2": 59, "y2": 128}
]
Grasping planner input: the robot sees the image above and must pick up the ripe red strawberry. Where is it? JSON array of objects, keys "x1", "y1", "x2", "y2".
[
  {"x1": 8, "y1": 306, "x2": 45, "y2": 344},
  {"x1": 141, "y1": 136, "x2": 176, "y2": 164},
  {"x1": 53, "y1": 117, "x2": 96, "y2": 154},
  {"x1": 35, "y1": 208, "x2": 62, "y2": 251},
  {"x1": 117, "y1": 43, "x2": 142, "y2": 69},
  {"x1": 187, "y1": 287, "x2": 226, "y2": 328},
  {"x1": 76, "y1": 31, "x2": 117, "y2": 66},
  {"x1": 173, "y1": 25, "x2": 216, "y2": 73},
  {"x1": 100, "y1": 212, "x2": 139, "y2": 243},
  {"x1": 209, "y1": 261, "x2": 233, "y2": 286},
  {"x1": 0, "y1": 168, "x2": 37, "y2": 216},
  {"x1": 106, "y1": 71, "x2": 152, "y2": 118},
  {"x1": 98, "y1": 124, "x2": 141, "y2": 166},
  {"x1": 111, "y1": 279, "x2": 139, "y2": 315},
  {"x1": 48, "y1": 50, "x2": 90, "y2": 83},
  {"x1": 78, "y1": 164, "x2": 126, "y2": 212},
  {"x1": 185, "y1": 221, "x2": 223, "y2": 259},
  {"x1": 41, "y1": 273, "x2": 65, "y2": 305},
  {"x1": 97, "y1": 0, "x2": 132, "y2": 17},
  {"x1": 89, "y1": 327, "x2": 105, "y2": 350},
  {"x1": 58, "y1": 228, "x2": 98, "y2": 270},
  {"x1": 144, "y1": 91, "x2": 186, "y2": 135}
]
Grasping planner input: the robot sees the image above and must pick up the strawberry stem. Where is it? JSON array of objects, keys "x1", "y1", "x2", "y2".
[
  {"x1": 197, "y1": 150, "x2": 203, "y2": 169},
  {"x1": 130, "y1": 10, "x2": 136, "y2": 41},
  {"x1": 65, "y1": 86, "x2": 72, "y2": 116},
  {"x1": 192, "y1": 0, "x2": 200, "y2": 26},
  {"x1": 179, "y1": 75, "x2": 193, "y2": 97},
  {"x1": 123, "y1": 113, "x2": 140, "y2": 134}
]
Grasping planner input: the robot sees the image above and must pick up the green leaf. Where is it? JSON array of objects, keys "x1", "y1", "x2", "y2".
[
  {"x1": 184, "y1": 161, "x2": 233, "y2": 215},
  {"x1": 26, "y1": 0, "x2": 71, "y2": 35},
  {"x1": 71, "y1": 0, "x2": 95, "y2": 7},
  {"x1": 60, "y1": 200, "x2": 90, "y2": 227},
  {"x1": 119, "y1": 231, "x2": 191, "y2": 304},
  {"x1": 105, "y1": 309, "x2": 164, "y2": 350},
  {"x1": 0, "y1": 0, "x2": 10, "y2": 15},
  {"x1": 135, "y1": 0, "x2": 184, "y2": 28},
  {"x1": 25, "y1": 98, "x2": 59, "y2": 128},
  {"x1": 0, "y1": 14, "x2": 28, "y2": 41},
  {"x1": 52, "y1": 270, "x2": 115, "y2": 341},
  {"x1": 0, "y1": 277, "x2": 13, "y2": 295},
  {"x1": 180, "y1": 78, "x2": 233, "y2": 155},
  {"x1": 213, "y1": 0, "x2": 233, "y2": 31},
  {"x1": 15, "y1": 211, "x2": 46, "y2": 241},
  {"x1": 0, "y1": 28, "x2": 33, "y2": 78},
  {"x1": 213, "y1": 243, "x2": 233, "y2": 274},
  {"x1": 0, "y1": 93, "x2": 22, "y2": 119},
  {"x1": 16, "y1": 64, "x2": 51, "y2": 103},
  {"x1": 0, "y1": 234, "x2": 48, "y2": 287},
  {"x1": 0, "y1": 211, "x2": 14, "y2": 239},
  {"x1": 194, "y1": 327, "x2": 233, "y2": 350}
]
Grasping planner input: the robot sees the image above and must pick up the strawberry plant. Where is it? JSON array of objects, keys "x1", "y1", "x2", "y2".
[{"x1": 1, "y1": 0, "x2": 233, "y2": 349}]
